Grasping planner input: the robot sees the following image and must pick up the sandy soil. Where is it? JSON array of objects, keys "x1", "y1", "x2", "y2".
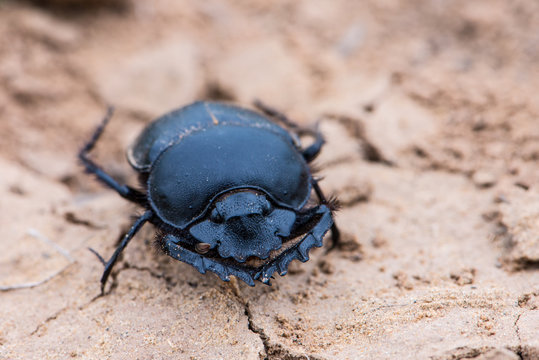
[{"x1": 1, "y1": 0, "x2": 538, "y2": 359}]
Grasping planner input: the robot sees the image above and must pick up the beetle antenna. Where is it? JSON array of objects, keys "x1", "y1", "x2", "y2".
[{"x1": 253, "y1": 99, "x2": 301, "y2": 131}]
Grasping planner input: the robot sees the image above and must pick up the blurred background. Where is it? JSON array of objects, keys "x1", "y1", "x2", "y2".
[
  {"x1": 0, "y1": 0, "x2": 538, "y2": 359},
  {"x1": 1, "y1": 0, "x2": 538, "y2": 187}
]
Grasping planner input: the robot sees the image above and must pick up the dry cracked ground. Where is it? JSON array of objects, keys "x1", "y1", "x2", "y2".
[{"x1": 1, "y1": 0, "x2": 538, "y2": 359}]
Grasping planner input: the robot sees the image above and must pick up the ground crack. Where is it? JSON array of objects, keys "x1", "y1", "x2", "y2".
[
  {"x1": 514, "y1": 312, "x2": 523, "y2": 344},
  {"x1": 97, "y1": 262, "x2": 174, "y2": 295},
  {"x1": 29, "y1": 306, "x2": 69, "y2": 336},
  {"x1": 510, "y1": 311, "x2": 530, "y2": 360},
  {"x1": 115, "y1": 263, "x2": 178, "y2": 289},
  {"x1": 244, "y1": 302, "x2": 272, "y2": 360},
  {"x1": 223, "y1": 285, "x2": 271, "y2": 359},
  {"x1": 123, "y1": 264, "x2": 164, "y2": 281},
  {"x1": 63, "y1": 211, "x2": 104, "y2": 229},
  {"x1": 232, "y1": 289, "x2": 323, "y2": 360},
  {"x1": 323, "y1": 113, "x2": 394, "y2": 166}
]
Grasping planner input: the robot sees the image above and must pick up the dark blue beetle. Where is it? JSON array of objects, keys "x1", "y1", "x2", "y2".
[{"x1": 80, "y1": 101, "x2": 339, "y2": 292}]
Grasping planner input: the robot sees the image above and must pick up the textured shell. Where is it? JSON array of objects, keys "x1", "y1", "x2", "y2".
[
  {"x1": 130, "y1": 101, "x2": 312, "y2": 229},
  {"x1": 127, "y1": 101, "x2": 296, "y2": 172}
]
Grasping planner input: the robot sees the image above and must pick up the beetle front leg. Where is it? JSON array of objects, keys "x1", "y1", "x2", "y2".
[
  {"x1": 300, "y1": 126, "x2": 324, "y2": 163},
  {"x1": 79, "y1": 107, "x2": 145, "y2": 205},
  {"x1": 161, "y1": 234, "x2": 257, "y2": 286},
  {"x1": 253, "y1": 204, "x2": 333, "y2": 283},
  {"x1": 161, "y1": 206, "x2": 335, "y2": 287},
  {"x1": 312, "y1": 180, "x2": 341, "y2": 249},
  {"x1": 91, "y1": 210, "x2": 153, "y2": 294}
]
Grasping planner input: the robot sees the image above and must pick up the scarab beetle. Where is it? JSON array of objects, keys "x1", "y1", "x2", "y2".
[{"x1": 80, "y1": 101, "x2": 340, "y2": 292}]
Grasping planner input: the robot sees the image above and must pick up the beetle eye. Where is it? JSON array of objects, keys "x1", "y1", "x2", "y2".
[
  {"x1": 195, "y1": 242, "x2": 211, "y2": 254},
  {"x1": 261, "y1": 199, "x2": 273, "y2": 216},
  {"x1": 210, "y1": 208, "x2": 224, "y2": 223}
]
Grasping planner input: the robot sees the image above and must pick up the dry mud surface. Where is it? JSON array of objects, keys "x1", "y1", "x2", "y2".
[{"x1": 1, "y1": 1, "x2": 538, "y2": 359}]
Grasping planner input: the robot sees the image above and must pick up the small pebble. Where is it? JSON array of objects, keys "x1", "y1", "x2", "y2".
[{"x1": 472, "y1": 170, "x2": 497, "y2": 188}]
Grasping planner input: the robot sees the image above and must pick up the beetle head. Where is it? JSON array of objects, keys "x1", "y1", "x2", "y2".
[{"x1": 189, "y1": 191, "x2": 296, "y2": 262}]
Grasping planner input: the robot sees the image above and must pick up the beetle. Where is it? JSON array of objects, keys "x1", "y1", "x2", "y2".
[{"x1": 80, "y1": 100, "x2": 340, "y2": 292}]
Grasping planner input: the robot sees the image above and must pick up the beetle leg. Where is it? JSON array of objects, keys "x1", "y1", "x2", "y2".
[
  {"x1": 288, "y1": 205, "x2": 324, "y2": 238},
  {"x1": 252, "y1": 99, "x2": 324, "y2": 162},
  {"x1": 253, "y1": 205, "x2": 333, "y2": 284},
  {"x1": 79, "y1": 107, "x2": 146, "y2": 205},
  {"x1": 162, "y1": 234, "x2": 257, "y2": 286},
  {"x1": 312, "y1": 180, "x2": 341, "y2": 250},
  {"x1": 300, "y1": 124, "x2": 324, "y2": 163},
  {"x1": 96, "y1": 210, "x2": 153, "y2": 294},
  {"x1": 161, "y1": 206, "x2": 335, "y2": 287},
  {"x1": 253, "y1": 99, "x2": 299, "y2": 129}
]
